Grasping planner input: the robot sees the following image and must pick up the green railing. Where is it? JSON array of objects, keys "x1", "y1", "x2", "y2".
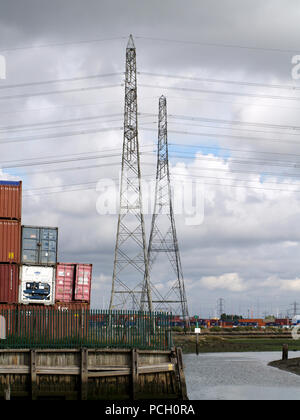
[{"x1": 0, "y1": 308, "x2": 173, "y2": 350}]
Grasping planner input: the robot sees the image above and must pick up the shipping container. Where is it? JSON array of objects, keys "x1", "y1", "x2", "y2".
[
  {"x1": 0, "y1": 302, "x2": 90, "y2": 312},
  {"x1": 0, "y1": 180, "x2": 22, "y2": 220},
  {"x1": 0, "y1": 219, "x2": 21, "y2": 263},
  {"x1": 19, "y1": 265, "x2": 56, "y2": 305},
  {"x1": 74, "y1": 264, "x2": 92, "y2": 302},
  {"x1": 55, "y1": 263, "x2": 75, "y2": 303},
  {"x1": 54, "y1": 301, "x2": 90, "y2": 311},
  {"x1": 0, "y1": 303, "x2": 90, "y2": 342},
  {"x1": 0, "y1": 264, "x2": 19, "y2": 303},
  {"x1": 21, "y1": 225, "x2": 58, "y2": 266}
]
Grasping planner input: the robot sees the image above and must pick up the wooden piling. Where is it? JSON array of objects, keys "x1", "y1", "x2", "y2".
[
  {"x1": 282, "y1": 344, "x2": 289, "y2": 361},
  {"x1": 0, "y1": 347, "x2": 186, "y2": 400}
]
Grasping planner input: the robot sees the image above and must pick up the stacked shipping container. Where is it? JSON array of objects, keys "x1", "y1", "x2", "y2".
[
  {"x1": 0, "y1": 179, "x2": 92, "y2": 311},
  {"x1": 0, "y1": 181, "x2": 22, "y2": 303},
  {"x1": 55, "y1": 263, "x2": 92, "y2": 304},
  {"x1": 20, "y1": 226, "x2": 58, "y2": 305}
]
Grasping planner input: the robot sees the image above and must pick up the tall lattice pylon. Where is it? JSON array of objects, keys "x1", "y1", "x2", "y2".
[
  {"x1": 109, "y1": 35, "x2": 153, "y2": 311},
  {"x1": 142, "y1": 95, "x2": 189, "y2": 322}
]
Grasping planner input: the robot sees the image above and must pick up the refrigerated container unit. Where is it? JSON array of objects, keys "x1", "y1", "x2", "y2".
[
  {"x1": 19, "y1": 265, "x2": 56, "y2": 305},
  {"x1": 0, "y1": 219, "x2": 21, "y2": 263},
  {"x1": 74, "y1": 264, "x2": 92, "y2": 302},
  {"x1": 0, "y1": 180, "x2": 22, "y2": 220},
  {"x1": 0, "y1": 264, "x2": 19, "y2": 303},
  {"x1": 21, "y1": 226, "x2": 58, "y2": 266}
]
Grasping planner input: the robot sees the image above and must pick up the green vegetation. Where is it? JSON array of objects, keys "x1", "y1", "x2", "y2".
[
  {"x1": 173, "y1": 333, "x2": 300, "y2": 354},
  {"x1": 220, "y1": 313, "x2": 242, "y2": 322}
]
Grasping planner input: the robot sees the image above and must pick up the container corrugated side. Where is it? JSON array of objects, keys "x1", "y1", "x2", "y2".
[
  {"x1": 19, "y1": 265, "x2": 56, "y2": 305},
  {"x1": 0, "y1": 220, "x2": 21, "y2": 263},
  {"x1": 0, "y1": 264, "x2": 19, "y2": 303},
  {"x1": 74, "y1": 264, "x2": 92, "y2": 302},
  {"x1": 54, "y1": 301, "x2": 90, "y2": 311},
  {"x1": 55, "y1": 263, "x2": 75, "y2": 303},
  {"x1": 0, "y1": 180, "x2": 22, "y2": 220}
]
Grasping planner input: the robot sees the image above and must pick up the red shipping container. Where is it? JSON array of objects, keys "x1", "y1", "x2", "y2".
[
  {"x1": 54, "y1": 301, "x2": 90, "y2": 311},
  {"x1": 0, "y1": 181, "x2": 22, "y2": 220},
  {"x1": 55, "y1": 263, "x2": 76, "y2": 303},
  {"x1": 0, "y1": 264, "x2": 19, "y2": 303},
  {"x1": 0, "y1": 220, "x2": 21, "y2": 263},
  {"x1": 74, "y1": 264, "x2": 92, "y2": 302}
]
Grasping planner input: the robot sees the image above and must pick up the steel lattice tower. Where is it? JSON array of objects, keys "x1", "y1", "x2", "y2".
[
  {"x1": 142, "y1": 95, "x2": 189, "y2": 322},
  {"x1": 109, "y1": 35, "x2": 153, "y2": 311}
]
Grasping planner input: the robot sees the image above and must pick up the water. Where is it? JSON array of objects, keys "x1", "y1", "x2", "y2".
[{"x1": 184, "y1": 352, "x2": 300, "y2": 400}]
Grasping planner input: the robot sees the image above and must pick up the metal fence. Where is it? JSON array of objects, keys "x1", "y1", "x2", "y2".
[{"x1": 0, "y1": 308, "x2": 173, "y2": 350}]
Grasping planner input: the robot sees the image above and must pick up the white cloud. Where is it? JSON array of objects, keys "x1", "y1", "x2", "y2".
[
  {"x1": 200, "y1": 273, "x2": 247, "y2": 292},
  {"x1": 262, "y1": 276, "x2": 300, "y2": 292}
]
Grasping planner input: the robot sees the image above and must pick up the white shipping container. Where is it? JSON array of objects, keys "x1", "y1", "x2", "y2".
[
  {"x1": 292, "y1": 315, "x2": 300, "y2": 325},
  {"x1": 19, "y1": 265, "x2": 56, "y2": 305}
]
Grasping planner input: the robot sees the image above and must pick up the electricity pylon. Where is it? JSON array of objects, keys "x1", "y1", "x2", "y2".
[
  {"x1": 109, "y1": 35, "x2": 153, "y2": 311},
  {"x1": 141, "y1": 95, "x2": 189, "y2": 323}
]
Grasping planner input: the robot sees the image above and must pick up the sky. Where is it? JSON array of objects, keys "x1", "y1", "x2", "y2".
[{"x1": 1, "y1": 0, "x2": 300, "y2": 318}]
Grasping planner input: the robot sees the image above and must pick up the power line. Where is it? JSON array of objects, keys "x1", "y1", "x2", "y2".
[
  {"x1": 0, "y1": 83, "x2": 122, "y2": 101},
  {"x1": 167, "y1": 94, "x2": 300, "y2": 113},
  {"x1": 142, "y1": 127, "x2": 300, "y2": 148},
  {"x1": 0, "y1": 113, "x2": 123, "y2": 132},
  {"x1": 135, "y1": 35, "x2": 300, "y2": 55},
  {"x1": 0, "y1": 150, "x2": 154, "y2": 170},
  {"x1": 140, "y1": 83, "x2": 300, "y2": 102},
  {"x1": 171, "y1": 153, "x2": 300, "y2": 178},
  {"x1": 0, "y1": 112, "x2": 153, "y2": 133},
  {"x1": 21, "y1": 170, "x2": 300, "y2": 197},
  {"x1": 139, "y1": 71, "x2": 300, "y2": 91},
  {"x1": 168, "y1": 150, "x2": 300, "y2": 170},
  {"x1": 171, "y1": 173, "x2": 300, "y2": 194},
  {"x1": 166, "y1": 113, "x2": 300, "y2": 132},
  {"x1": 171, "y1": 172, "x2": 300, "y2": 189},
  {"x1": 169, "y1": 142, "x2": 300, "y2": 161},
  {"x1": 0, "y1": 126, "x2": 123, "y2": 145},
  {"x1": 167, "y1": 120, "x2": 300, "y2": 138},
  {"x1": 0, "y1": 72, "x2": 123, "y2": 90},
  {"x1": 0, "y1": 36, "x2": 127, "y2": 53},
  {"x1": 142, "y1": 111, "x2": 300, "y2": 132}
]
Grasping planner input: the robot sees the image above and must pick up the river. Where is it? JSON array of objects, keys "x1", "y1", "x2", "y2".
[{"x1": 184, "y1": 351, "x2": 300, "y2": 400}]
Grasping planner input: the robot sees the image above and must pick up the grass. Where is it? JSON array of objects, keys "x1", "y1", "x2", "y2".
[{"x1": 173, "y1": 333, "x2": 300, "y2": 354}]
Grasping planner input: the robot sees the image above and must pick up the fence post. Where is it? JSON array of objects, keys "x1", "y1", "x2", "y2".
[
  {"x1": 81, "y1": 348, "x2": 88, "y2": 400},
  {"x1": 131, "y1": 348, "x2": 139, "y2": 399},
  {"x1": 30, "y1": 349, "x2": 37, "y2": 400},
  {"x1": 282, "y1": 344, "x2": 289, "y2": 361}
]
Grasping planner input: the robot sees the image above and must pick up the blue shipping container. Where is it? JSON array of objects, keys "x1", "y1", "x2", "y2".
[{"x1": 21, "y1": 225, "x2": 58, "y2": 266}]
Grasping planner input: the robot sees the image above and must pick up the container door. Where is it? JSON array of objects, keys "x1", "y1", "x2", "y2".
[
  {"x1": 40, "y1": 228, "x2": 57, "y2": 265},
  {"x1": 74, "y1": 264, "x2": 92, "y2": 302},
  {"x1": 55, "y1": 264, "x2": 75, "y2": 302},
  {"x1": 22, "y1": 227, "x2": 39, "y2": 264}
]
